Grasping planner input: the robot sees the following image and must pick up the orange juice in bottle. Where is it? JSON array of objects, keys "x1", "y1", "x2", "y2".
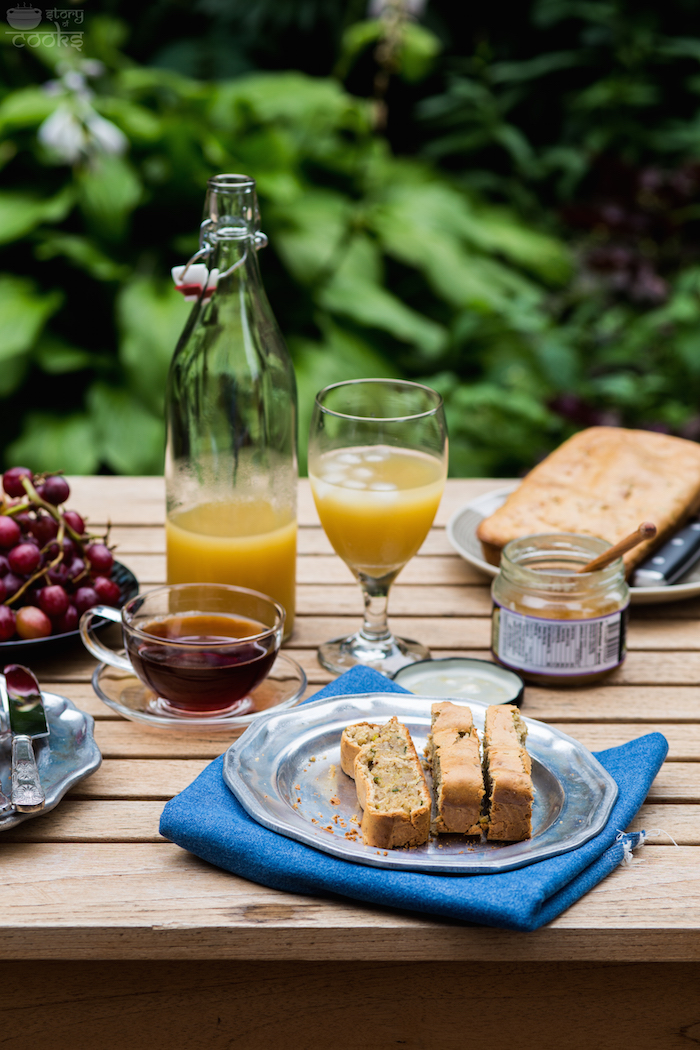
[{"x1": 165, "y1": 174, "x2": 297, "y2": 636}]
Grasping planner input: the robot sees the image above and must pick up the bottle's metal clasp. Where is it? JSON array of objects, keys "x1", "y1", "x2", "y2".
[{"x1": 171, "y1": 227, "x2": 267, "y2": 299}]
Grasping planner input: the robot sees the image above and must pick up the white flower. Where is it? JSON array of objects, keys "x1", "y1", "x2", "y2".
[
  {"x1": 38, "y1": 103, "x2": 128, "y2": 163},
  {"x1": 85, "y1": 112, "x2": 127, "y2": 155},
  {"x1": 38, "y1": 105, "x2": 88, "y2": 163}
]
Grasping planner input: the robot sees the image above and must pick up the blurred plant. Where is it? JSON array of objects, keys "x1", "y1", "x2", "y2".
[
  {"x1": 4, "y1": 0, "x2": 700, "y2": 479},
  {"x1": 0, "y1": 14, "x2": 571, "y2": 476}
]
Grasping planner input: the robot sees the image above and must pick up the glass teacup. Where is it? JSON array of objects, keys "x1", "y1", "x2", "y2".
[{"x1": 80, "y1": 583, "x2": 285, "y2": 716}]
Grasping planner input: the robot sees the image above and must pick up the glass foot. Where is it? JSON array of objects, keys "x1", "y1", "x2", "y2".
[{"x1": 317, "y1": 632, "x2": 431, "y2": 677}]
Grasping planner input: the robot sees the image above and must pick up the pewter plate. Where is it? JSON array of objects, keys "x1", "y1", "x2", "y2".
[
  {"x1": 0, "y1": 692, "x2": 102, "y2": 831},
  {"x1": 223, "y1": 692, "x2": 618, "y2": 874},
  {"x1": 447, "y1": 485, "x2": 700, "y2": 605}
]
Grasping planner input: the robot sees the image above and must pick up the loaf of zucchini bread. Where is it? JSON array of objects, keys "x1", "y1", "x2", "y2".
[
  {"x1": 353, "y1": 716, "x2": 431, "y2": 849},
  {"x1": 340, "y1": 722, "x2": 380, "y2": 778},
  {"x1": 482, "y1": 704, "x2": 533, "y2": 842},
  {"x1": 426, "y1": 701, "x2": 485, "y2": 835}
]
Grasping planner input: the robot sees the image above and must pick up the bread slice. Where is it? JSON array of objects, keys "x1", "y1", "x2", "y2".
[
  {"x1": 340, "y1": 722, "x2": 380, "y2": 778},
  {"x1": 482, "y1": 705, "x2": 533, "y2": 842},
  {"x1": 426, "y1": 702, "x2": 484, "y2": 835},
  {"x1": 353, "y1": 716, "x2": 431, "y2": 849},
  {"x1": 476, "y1": 426, "x2": 700, "y2": 574}
]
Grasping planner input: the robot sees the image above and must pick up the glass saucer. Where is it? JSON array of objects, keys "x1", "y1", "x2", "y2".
[{"x1": 92, "y1": 652, "x2": 307, "y2": 732}]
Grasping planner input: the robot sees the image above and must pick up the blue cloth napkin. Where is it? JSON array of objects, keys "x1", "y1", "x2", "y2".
[{"x1": 160, "y1": 665, "x2": 668, "y2": 932}]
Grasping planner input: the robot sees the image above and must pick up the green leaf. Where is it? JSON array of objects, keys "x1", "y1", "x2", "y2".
[
  {"x1": 0, "y1": 275, "x2": 62, "y2": 363},
  {"x1": 5, "y1": 413, "x2": 99, "y2": 474},
  {"x1": 35, "y1": 232, "x2": 130, "y2": 281},
  {"x1": 94, "y1": 98, "x2": 163, "y2": 142},
  {"x1": 76, "y1": 154, "x2": 142, "y2": 240},
  {"x1": 270, "y1": 189, "x2": 354, "y2": 284},
  {"x1": 398, "y1": 23, "x2": 442, "y2": 83},
  {"x1": 211, "y1": 72, "x2": 362, "y2": 130},
  {"x1": 0, "y1": 87, "x2": 58, "y2": 132},
  {"x1": 317, "y1": 236, "x2": 447, "y2": 355},
  {"x1": 0, "y1": 186, "x2": 74, "y2": 246},
  {"x1": 87, "y1": 384, "x2": 164, "y2": 474},
  {"x1": 370, "y1": 177, "x2": 543, "y2": 313},
  {"x1": 117, "y1": 277, "x2": 190, "y2": 415},
  {"x1": 34, "y1": 334, "x2": 97, "y2": 375},
  {"x1": 336, "y1": 20, "x2": 384, "y2": 79}
]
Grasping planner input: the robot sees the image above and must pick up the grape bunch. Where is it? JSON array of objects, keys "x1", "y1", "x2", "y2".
[{"x1": 0, "y1": 466, "x2": 121, "y2": 642}]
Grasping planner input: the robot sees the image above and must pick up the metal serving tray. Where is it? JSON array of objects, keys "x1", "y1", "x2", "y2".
[
  {"x1": 223, "y1": 692, "x2": 618, "y2": 874},
  {"x1": 0, "y1": 691, "x2": 102, "y2": 831}
]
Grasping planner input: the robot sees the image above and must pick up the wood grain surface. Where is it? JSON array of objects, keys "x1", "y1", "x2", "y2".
[{"x1": 1, "y1": 476, "x2": 699, "y2": 1046}]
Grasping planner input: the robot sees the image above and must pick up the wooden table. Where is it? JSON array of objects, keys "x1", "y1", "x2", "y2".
[{"x1": 2, "y1": 477, "x2": 699, "y2": 1050}]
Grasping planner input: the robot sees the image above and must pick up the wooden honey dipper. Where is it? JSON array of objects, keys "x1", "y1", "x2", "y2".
[{"x1": 576, "y1": 522, "x2": 657, "y2": 574}]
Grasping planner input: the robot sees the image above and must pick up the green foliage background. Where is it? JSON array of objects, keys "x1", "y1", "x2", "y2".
[{"x1": 2, "y1": 0, "x2": 700, "y2": 476}]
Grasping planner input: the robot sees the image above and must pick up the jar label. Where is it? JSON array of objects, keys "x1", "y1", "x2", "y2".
[{"x1": 492, "y1": 602, "x2": 628, "y2": 676}]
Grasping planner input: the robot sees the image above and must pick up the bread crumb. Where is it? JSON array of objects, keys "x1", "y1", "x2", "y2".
[
  {"x1": 309, "y1": 756, "x2": 316, "y2": 763},
  {"x1": 329, "y1": 795, "x2": 340, "y2": 806},
  {"x1": 328, "y1": 764, "x2": 336, "y2": 778},
  {"x1": 350, "y1": 815, "x2": 360, "y2": 826}
]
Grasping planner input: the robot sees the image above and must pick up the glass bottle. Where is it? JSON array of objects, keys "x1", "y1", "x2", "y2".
[{"x1": 165, "y1": 173, "x2": 298, "y2": 637}]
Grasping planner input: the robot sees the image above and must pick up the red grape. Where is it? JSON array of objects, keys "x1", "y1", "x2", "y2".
[
  {"x1": 30, "y1": 513, "x2": 58, "y2": 545},
  {"x1": 63, "y1": 510, "x2": 85, "y2": 536},
  {"x1": 13, "y1": 511, "x2": 33, "y2": 532},
  {"x1": 67, "y1": 557, "x2": 85, "y2": 580},
  {"x1": 39, "y1": 585, "x2": 69, "y2": 619},
  {"x1": 93, "y1": 576, "x2": 121, "y2": 605},
  {"x1": 54, "y1": 604, "x2": 78, "y2": 634},
  {"x1": 86, "y1": 543, "x2": 113, "y2": 574},
  {"x1": 62, "y1": 538, "x2": 75, "y2": 558},
  {"x1": 8, "y1": 543, "x2": 41, "y2": 576},
  {"x1": 0, "y1": 555, "x2": 8, "y2": 576},
  {"x1": 0, "y1": 606, "x2": 16, "y2": 641},
  {"x1": 2, "y1": 467, "x2": 32, "y2": 498},
  {"x1": 47, "y1": 564, "x2": 69, "y2": 587},
  {"x1": 0, "y1": 579, "x2": 6, "y2": 603},
  {"x1": 41, "y1": 475, "x2": 70, "y2": 505},
  {"x1": 3, "y1": 573, "x2": 23, "y2": 598},
  {"x1": 0, "y1": 517, "x2": 20, "y2": 549},
  {"x1": 15, "y1": 606, "x2": 52, "y2": 639},
  {"x1": 74, "y1": 586, "x2": 98, "y2": 615},
  {"x1": 23, "y1": 588, "x2": 41, "y2": 607}
]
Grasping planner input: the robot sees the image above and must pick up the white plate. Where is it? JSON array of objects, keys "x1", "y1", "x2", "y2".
[
  {"x1": 447, "y1": 484, "x2": 700, "y2": 605},
  {"x1": 223, "y1": 692, "x2": 618, "y2": 874}
]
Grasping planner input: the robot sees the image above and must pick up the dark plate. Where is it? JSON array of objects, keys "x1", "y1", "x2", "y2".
[{"x1": 0, "y1": 560, "x2": 138, "y2": 654}]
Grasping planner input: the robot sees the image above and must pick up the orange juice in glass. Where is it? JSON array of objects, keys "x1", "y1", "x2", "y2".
[
  {"x1": 309, "y1": 446, "x2": 444, "y2": 580},
  {"x1": 308, "y1": 379, "x2": 447, "y2": 675},
  {"x1": 166, "y1": 499, "x2": 296, "y2": 635}
]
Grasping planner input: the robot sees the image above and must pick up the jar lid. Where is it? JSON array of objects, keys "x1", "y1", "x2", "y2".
[{"x1": 392, "y1": 657, "x2": 524, "y2": 707}]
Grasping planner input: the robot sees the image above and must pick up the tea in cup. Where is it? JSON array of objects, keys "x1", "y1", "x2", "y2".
[{"x1": 80, "y1": 583, "x2": 285, "y2": 716}]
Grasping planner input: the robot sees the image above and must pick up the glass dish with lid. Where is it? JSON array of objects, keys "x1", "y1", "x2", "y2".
[{"x1": 491, "y1": 533, "x2": 630, "y2": 686}]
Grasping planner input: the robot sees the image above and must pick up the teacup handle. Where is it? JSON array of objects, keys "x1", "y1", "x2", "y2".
[{"x1": 79, "y1": 605, "x2": 132, "y2": 672}]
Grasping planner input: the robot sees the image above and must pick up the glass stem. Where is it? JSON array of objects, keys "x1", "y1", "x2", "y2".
[{"x1": 358, "y1": 576, "x2": 393, "y2": 643}]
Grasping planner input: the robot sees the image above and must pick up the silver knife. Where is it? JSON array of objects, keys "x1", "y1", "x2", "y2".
[
  {"x1": 0, "y1": 676, "x2": 13, "y2": 813},
  {"x1": 632, "y1": 520, "x2": 700, "y2": 587},
  {"x1": 4, "y1": 664, "x2": 49, "y2": 812}
]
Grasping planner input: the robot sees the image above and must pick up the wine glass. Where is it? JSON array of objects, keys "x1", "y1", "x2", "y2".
[{"x1": 308, "y1": 378, "x2": 448, "y2": 675}]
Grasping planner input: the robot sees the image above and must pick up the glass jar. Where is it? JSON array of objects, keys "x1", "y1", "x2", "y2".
[{"x1": 491, "y1": 533, "x2": 629, "y2": 686}]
